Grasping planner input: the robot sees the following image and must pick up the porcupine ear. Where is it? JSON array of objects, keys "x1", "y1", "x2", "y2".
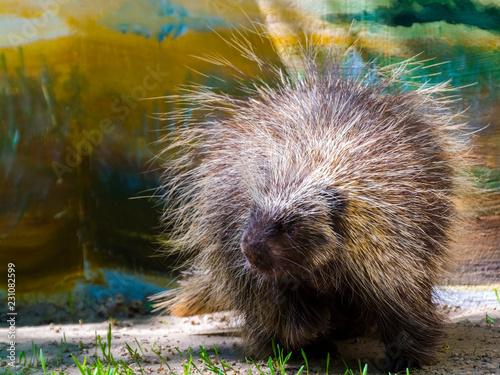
[
  {"x1": 323, "y1": 187, "x2": 347, "y2": 234},
  {"x1": 323, "y1": 187, "x2": 346, "y2": 211}
]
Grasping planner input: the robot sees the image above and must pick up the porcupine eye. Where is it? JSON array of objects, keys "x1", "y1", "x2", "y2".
[{"x1": 286, "y1": 227, "x2": 296, "y2": 237}]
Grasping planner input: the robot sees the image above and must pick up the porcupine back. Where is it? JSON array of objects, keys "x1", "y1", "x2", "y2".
[{"x1": 155, "y1": 33, "x2": 470, "y2": 368}]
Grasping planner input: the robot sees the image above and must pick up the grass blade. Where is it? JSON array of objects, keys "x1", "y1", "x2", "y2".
[
  {"x1": 40, "y1": 349, "x2": 47, "y2": 375},
  {"x1": 71, "y1": 354, "x2": 87, "y2": 374},
  {"x1": 301, "y1": 349, "x2": 309, "y2": 375}
]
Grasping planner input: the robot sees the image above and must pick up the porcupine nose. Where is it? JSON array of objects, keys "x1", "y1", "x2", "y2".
[
  {"x1": 240, "y1": 228, "x2": 268, "y2": 270},
  {"x1": 240, "y1": 231, "x2": 257, "y2": 264}
]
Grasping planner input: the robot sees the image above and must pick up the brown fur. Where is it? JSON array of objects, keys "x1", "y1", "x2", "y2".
[{"x1": 154, "y1": 34, "x2": 470, "y2": 373}]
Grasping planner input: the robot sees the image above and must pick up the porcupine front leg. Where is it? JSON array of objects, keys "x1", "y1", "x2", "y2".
[
  {"x1": 240, "y1": 284, "x2": 336, "y2": 358},
  {"x1": 168, "y1": 266, "x2": 229, "y2": 316},
  {"x1": 376, "y1": 292, "x2": 443, "y2": 373}
]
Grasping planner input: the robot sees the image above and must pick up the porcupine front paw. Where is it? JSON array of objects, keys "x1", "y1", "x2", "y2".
[{"x1": 382, "y1": 355, "x2": 422, "y2": 374}]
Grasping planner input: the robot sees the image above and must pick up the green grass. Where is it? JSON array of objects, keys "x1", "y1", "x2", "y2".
[
  {"x1": 486, "y1": 288, "x2": 500, "y2": 328},
  {"x1": 1, "y1": 323, "x2": 405, "y2": 375}
]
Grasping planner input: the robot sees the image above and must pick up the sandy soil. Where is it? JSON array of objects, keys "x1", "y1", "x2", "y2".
[{"x1": 1, "y1": 296, "x2": 499, "y2": 375}]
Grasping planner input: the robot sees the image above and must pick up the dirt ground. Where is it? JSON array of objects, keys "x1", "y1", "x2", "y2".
[{"x1": 0, "y1": 299, "x2": 499, "y2": 375}]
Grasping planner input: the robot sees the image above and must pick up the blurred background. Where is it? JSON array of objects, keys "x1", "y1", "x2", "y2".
[{"x1": 0, "y1": 0, "x2": 499, "y2": 324}]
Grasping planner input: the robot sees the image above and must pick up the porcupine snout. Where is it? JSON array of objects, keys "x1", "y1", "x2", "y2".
[
  {"x1": 240, "y1": 217, "x2": 272, "y2": 272},
  {"x1": 240, "y1": 211, "x2": 289, "y2": 277}
]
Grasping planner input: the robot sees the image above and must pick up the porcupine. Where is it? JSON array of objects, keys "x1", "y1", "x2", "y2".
[{"x1": 154, "y1": 34, "x2": 469, "y2": 373}]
